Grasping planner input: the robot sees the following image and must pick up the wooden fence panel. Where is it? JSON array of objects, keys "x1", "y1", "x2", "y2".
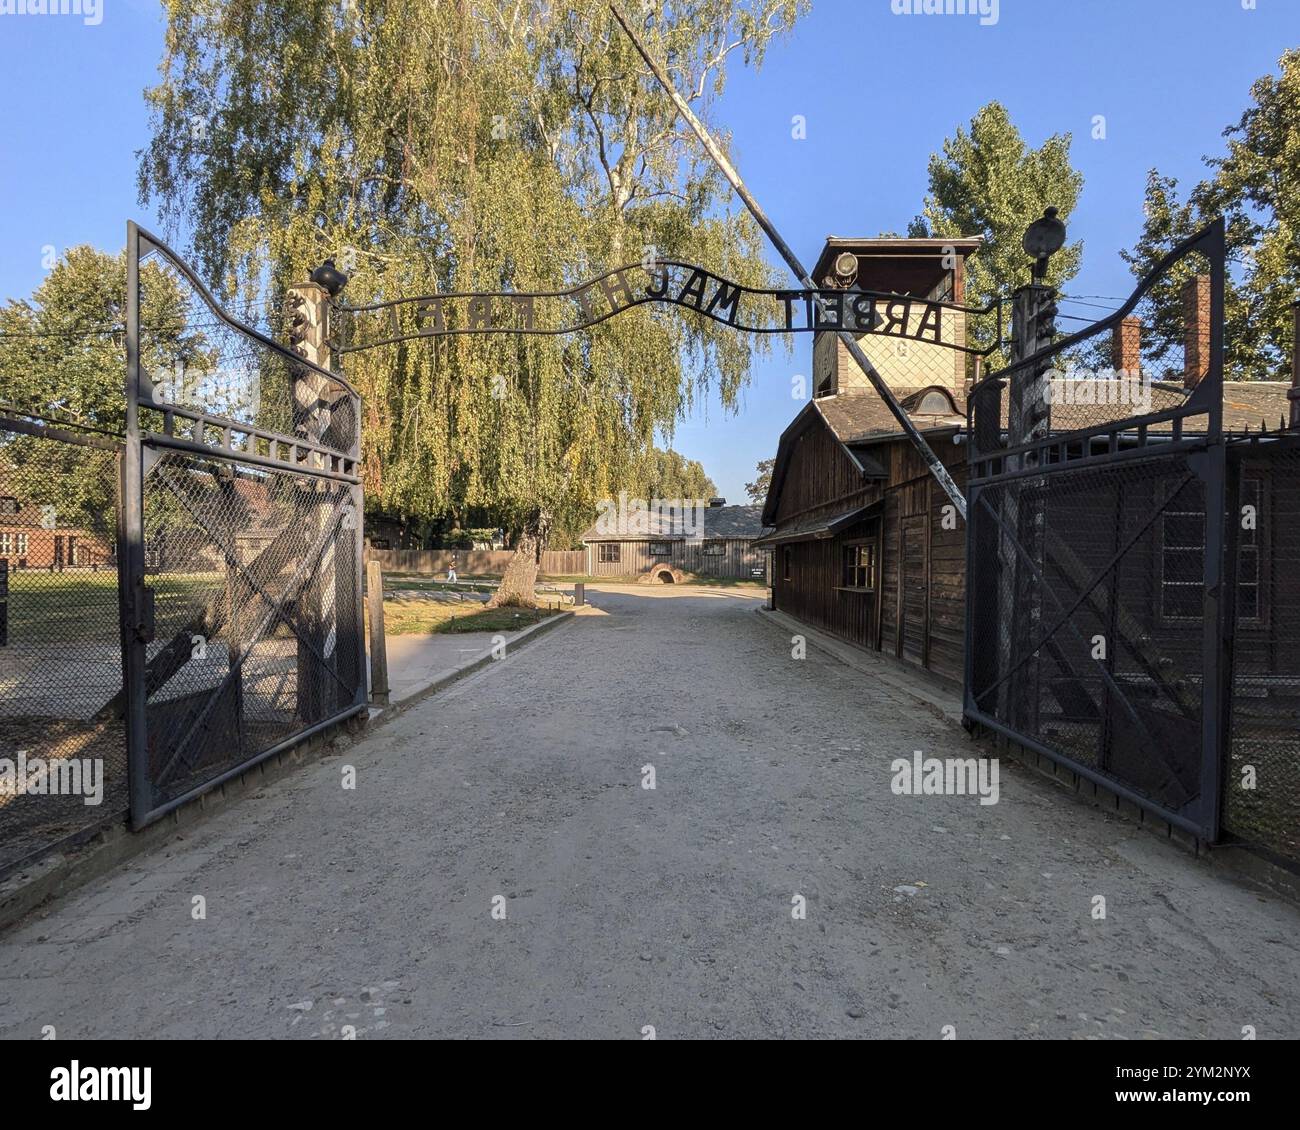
[{"x1": 364, "y1": 547, "x2": 587, "y2": 576}]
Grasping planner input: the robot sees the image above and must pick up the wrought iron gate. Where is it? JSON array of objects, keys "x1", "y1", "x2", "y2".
[
  {"x1": 124, "y1": 224, "x2": 367, "y2": 827},
  {"x1": 964, "y1": 222, "x2": 1229, "y2": 840}
]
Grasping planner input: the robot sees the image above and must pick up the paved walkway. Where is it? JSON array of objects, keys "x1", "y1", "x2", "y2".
[
  {"x1": 383, "y1": 629, "x2": 518, "y2": 704},
  {"x1": 1, "y1": 586, "x2": 1298, "y2": 1039}
]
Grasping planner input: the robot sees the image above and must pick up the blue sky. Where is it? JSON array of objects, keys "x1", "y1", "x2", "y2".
[{"x1": 1, "y1": 0, "x2": 1297, "y2": 503}]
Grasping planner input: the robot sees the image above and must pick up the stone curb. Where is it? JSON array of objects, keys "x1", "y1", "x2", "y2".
[{"x1": 367, "y1": 609, "x2": 574, "y2": 720}]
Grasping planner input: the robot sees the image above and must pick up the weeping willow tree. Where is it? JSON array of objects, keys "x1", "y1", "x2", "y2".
[{"x1": 138, "y1": 0, "x2": 806, "y2": 603}]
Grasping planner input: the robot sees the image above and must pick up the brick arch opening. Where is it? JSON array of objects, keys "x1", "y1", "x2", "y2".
[{"x1": 646, "y1": 563, "x2": 683, "y2": 584}]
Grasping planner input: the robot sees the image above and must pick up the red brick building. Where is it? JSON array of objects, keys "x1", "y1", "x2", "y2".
[{"x1": 0, "y1": 489, "x2": 114, "y2": 570}]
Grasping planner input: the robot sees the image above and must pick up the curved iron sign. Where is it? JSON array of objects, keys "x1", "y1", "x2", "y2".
[{"x1": 337, "y1": 260, "x2": 996, "y2": 355}]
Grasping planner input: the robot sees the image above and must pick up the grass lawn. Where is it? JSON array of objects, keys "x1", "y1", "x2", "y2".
[
  {"x1": 379, "y1": 600, "x2": 559, "y2": 636},
  {"x1": 381, "y1": 573, "x2": 498, "y2": 594},
  {"x1": 2, "y1": 569, "x2": 218, "y2": 643},
  {"x1": 1, "y1": 568, "x2": 564, "y2": 645}
]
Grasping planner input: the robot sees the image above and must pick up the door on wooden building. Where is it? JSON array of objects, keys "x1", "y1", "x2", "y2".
[{"x1": 897, "y1": 516, "x2": 928, "y2": 667}]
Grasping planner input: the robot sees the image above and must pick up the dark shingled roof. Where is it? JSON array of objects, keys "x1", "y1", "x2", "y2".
[
  {"x1": 816, "y1": 387, "x2": 964, "y2": 444},
  {"x1": 761, "y1": 379, "x2": 1296, "y2": 525},
  {"x1": 813, "y1": 381, "x2": 1294, "y2": 446},
  {"x1": 581, "y1": 503, "x2": 769, "y2": 542}
]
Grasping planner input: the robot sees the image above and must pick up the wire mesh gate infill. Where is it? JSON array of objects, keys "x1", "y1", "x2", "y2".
[
  {"x1": 1225, "y1": 439, "x2": 1300, "y2": 864},
  {"x1": 124, "y1": 224, "x2": 366, "y2": 827},
  {"x1": 964, "y1": 222, "x2": 1229, "y2": 840},
  {"x1": 968, "y1": 456, "x2": 1212, "y2": 818},
  {"x1": 140, "y1": 450, "x2": 362, "y2": 807},
  {"x1": 0, "y1": 423, "x2": 127, "y2": 874}
]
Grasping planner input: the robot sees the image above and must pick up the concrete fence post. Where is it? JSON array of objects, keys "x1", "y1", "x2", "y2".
[{"x1": 366, "y1": 559, "x2": 390, "y2": 706}]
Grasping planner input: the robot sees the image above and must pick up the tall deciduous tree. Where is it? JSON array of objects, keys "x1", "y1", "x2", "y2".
[
  {"x1": 908, "y1": 101, "x2": 1084, "y2": 366},
  {"x1": 631, "y1": 447, "x2": 716, "y2": 502},
  {"x1": 138, "y1": 0, "x2": 807, "y2": 604},
  {"x1": 1123, "y1": 49, "x2": 1300, "y2": 383},
  {"x1": 744, "y1": 456, "x2": 772, "y2": 504},
  {"x1": 0, "y1": 247, "x2": 197, "y2": 542}
]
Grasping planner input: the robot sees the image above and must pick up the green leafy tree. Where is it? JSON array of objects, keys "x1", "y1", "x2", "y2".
[
  {"x1": 0, "y1": 247, "x2": 198, "y2": 543},
  {"x1": 1123, "y1": 49, "x2": 1300, "y2": 383},
  {"x1": 138, "y1": 0, "x2": 807, "y2": 605},
  {"x1": 744, "y1": 456, "x2": 773, "y2": 504},
  {"x1": 629, "y1": 447, "x2": 717, "y2": 503},
  {"x1": 908, "y1": 101, "x2": 1084, "y2": 367}
]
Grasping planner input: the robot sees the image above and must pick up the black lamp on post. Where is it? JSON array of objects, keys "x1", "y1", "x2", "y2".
[
  {"x1": 310, "y1": 258, "x2": 349, "y2": 297},
  {"x1": 1022, "y1": 206, "x2": 1066, "y2": 282}
]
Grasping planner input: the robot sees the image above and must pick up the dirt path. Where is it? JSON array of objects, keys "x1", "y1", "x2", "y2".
[{"x1": 1, "y1": 586, "x2": 1297, "y2": 1039}]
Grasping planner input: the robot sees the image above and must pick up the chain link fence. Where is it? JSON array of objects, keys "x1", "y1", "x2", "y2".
[
  {"x1": 139, "y1": 449, "x2": 361, "y2": 810},
  {"x1": 1225, "y1": 439, "x2": 1300, "y2": 865},
  {"x1": 0, "y1": 226, "x2": 366, "y2": 876},
  {"x1": 0, "y1": 422, "x2": 127, "y2": 875}
]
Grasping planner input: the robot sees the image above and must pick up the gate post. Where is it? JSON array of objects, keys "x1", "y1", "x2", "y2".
[
  {"x1": 122, "y1": 222, "x2": 153, "y2": 827},
  {"x1": 1289, "y1": 300, "x2": 1300, "y2": 430},
  {"x1": 1198, "y1": 219, "x2": 1231, "y2": 842},
  {"x1": 287, "y1": 265, "x2": 350, "y2": 722},
  {"x1": 965, "y1": 377, "x2": 1003, "y2": 725},
  {"x1": 1005, "y1": 278, "x2": 1058, "y2": 734},
  {"x1": 366, "y1": 559, "x2": 390, "y2": 706}
]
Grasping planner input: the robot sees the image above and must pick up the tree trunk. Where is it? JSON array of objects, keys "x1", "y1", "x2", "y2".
[{"x1": 488, "y1": 510, "x2": 548, "y2": 608}]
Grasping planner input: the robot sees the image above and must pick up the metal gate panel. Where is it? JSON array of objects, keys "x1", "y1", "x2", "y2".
[
  {"x1": 124, "y1": 223, "x2": 366, "y2": 827},
  {"x1": 964, "y1": 221, "x2": 1228, "y2": 840}
]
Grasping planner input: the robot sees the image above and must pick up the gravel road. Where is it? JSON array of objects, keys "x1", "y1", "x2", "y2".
[{"x1": 2, "y1": 585, "x2": 1297, "y2": 1039}]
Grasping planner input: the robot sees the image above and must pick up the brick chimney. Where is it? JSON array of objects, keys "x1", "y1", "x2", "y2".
[
  {"x1": 1182, "y1": 274, "x2": 1211, "y2": 389},
  {"x1": 1110, "y1": 316, "x2": 1141, "y2": 376},
  {"x1": 1290, "y1": 300, "x2": 1300, "y2": 430}
]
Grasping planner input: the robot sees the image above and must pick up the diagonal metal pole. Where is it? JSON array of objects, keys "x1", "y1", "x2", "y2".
[{"x1": 607, "y1": 1, "x2": 967, "y2": 518}]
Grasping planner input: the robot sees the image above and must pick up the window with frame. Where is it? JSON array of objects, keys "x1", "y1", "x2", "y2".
[
  {"x1": 648, "y1": 541, "x2": 672, "y2": 556},
  {"x1": 0, "y1": 497, "x2": 18, "y2": 515},
  {"x1": 1237, "y1": 478, "x2": 1261, "y2": 621},
  {"x1": 702, "y1": 540, "x2": 726, "y2": 556},
  {"x1": 1160, "y1": 507, "x2": 1202, "y2": 619},
  {"x1": 598, "y1": 543, "x2": 621, "y2": 564},
  {"x1": 842, "y1": 541, "x2": 877, "y2": 590},
  {"x1": 16, "y1": 533, "x2": 28, "y2": 554},
  {"x1": 1160, "y1": 478, "x2": 1263, "y2": 622},
  {"x1": 0, "y1": 533, "x2": 10, "y2": 554}
]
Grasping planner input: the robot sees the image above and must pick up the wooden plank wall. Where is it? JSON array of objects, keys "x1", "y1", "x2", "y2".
[
  {"x1": 868, "y1": 437, "x2": 966, "y2": 683},
  {"x1": 364, "y1": 548, "x2": 588, "y2": 576},
  {"x1": 772, "y1": 517, "x2": 879, "y2": 648},
  {"x1": 772, "y1": 422, "x2": 967, "y2": 685},
  {"x1": 774, "y1": 420, "x2": 879, "y2": 527},
  {"x1": 587, "y1": 538, "x2": 768, "y2": 579}
]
